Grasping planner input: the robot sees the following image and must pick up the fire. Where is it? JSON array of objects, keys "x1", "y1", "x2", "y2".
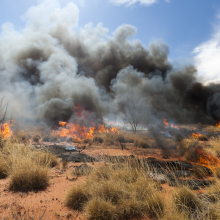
[
  {"x1": 191, "y1": 133, "x2": 202, "y2": 139},
  {"x1": 163, "y1": 118, "x2": 169, "y2": 126},
  {"x1": 194, "y1": 148, "x2": 220, "y2": 171},
  {"x1": 163, "y1": 118, "x2": 179, "y2": 129},
  {"x1": 52, "y1": 122, "x2": 119, "y2": 141},
  {"x1": 0, "y1": 121, "x2": 13, "y2": 139},
  {"x1": 52, "y1": 104, "x2": 119, "y2": 141},
  {"x1": 216, "y1": 121, "x2": 220, "y2": 128}
]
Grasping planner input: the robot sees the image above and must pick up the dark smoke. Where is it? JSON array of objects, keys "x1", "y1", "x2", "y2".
[{"x1": 1, "y1": 0, "x2": 220, "y2": 126}]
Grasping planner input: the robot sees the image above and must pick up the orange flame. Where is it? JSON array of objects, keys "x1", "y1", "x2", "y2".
[
  {"x1": 163, "y1": 118, "x2": 169, "y2": 126},
  {"x1": 52, "y1": 122, "x2": 119, "y2": 141},
  {"x1": 0, "y1": 121, "x2": 13, "y2": 139},
  {"x1": 216, "y1": 121, "x2": 220, "y2": 128},
  {"x1": 163, "y1": 118, "x2": 179, "y2": 129},
  {"x1": 191, "y1": 133, "x2": 202, "y2": 139},
  {"x1": 194, "y1": 148, "x2": 220, "y2": 171}
]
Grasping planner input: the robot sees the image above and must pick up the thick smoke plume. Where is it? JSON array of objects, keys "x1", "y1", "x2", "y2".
[{"x1": 1, "y1": 0, "x2": 220, "y2": 126}]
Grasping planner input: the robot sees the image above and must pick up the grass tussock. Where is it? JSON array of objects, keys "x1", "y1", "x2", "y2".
[
  {"x1": 9, "y1": 162, "x2": 49, "y2": 192},
  {"x1": 0, "y1": 137, "x2": 58, "y2": 191},
  {"x1": 0, "y1": 152, "x2": 8, "y2": 178},
  {"x1": 173, "y1": 187, "x2": 203, "y2": 213},
  {"x1": 65, "y1": 163, "x2": 165, "y2": 219}
]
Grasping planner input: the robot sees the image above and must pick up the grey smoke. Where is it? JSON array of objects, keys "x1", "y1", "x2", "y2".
[{"x1": 1, "y1": 0, "x2": 220, "y2": 126}]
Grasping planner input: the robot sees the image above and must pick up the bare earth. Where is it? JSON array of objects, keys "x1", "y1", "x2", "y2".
[{"x1": 0, "y1": 144, "x2": 213, "y2": 220}]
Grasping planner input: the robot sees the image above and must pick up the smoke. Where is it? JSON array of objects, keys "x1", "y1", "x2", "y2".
[{"x1": 1, "y1": 0, "x2": 220, "y2": 126}]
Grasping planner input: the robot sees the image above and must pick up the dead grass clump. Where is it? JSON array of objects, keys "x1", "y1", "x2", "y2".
[
  {"x1": 104, "y1": 136, "x2": 114, "y2": 146},
  {"x1": 146, "y1": 193, "x2": 165, "y2": 218},
  {"x1": 134, "y1": 139, "x2": 151, "y2": 149},
  {"x1": 93, "y1": 136, "x2": 104, "y2": 144},
  {"x1": 32, "y1": 134, "x2": 41, "y2": 143},
  {"x1": 9, "y1": 162, "x2": 49, "y2": 192},
  {"x1": 66, "y1": 163, "x2": 165, "y2": 219},
  {"x1": 65, "y1": 184, "x2": 88, "y2": 210},
  {"x1": 72, "y1": 164, "x2": 93, "y2": 176},
  {"x1": 84, "y1": 198, "x2": 117, "y2": 220},
  {"x1": 173, "y1": 187, "x2": 203, "y2": 213},
  {"x1": 1, "y1": 142, "x2": 58, "y2": 192},
  {"x1": 31, "y1": 151, "x2": 58, "y2": 167},
  {"x1": 0, "y1": 153, "x2": 8, "y2": 178},
  {"x1": 193, "y1": 165, "x2": 213, "y2": 179},
  {"x1": 12, "y1": 130, "x2": 30, "y2": 144},
  {"x1": 83, "y1": 138, "x2": 93, "y2": 144}
]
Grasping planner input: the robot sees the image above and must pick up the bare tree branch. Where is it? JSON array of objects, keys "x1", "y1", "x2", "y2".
[{"x1": 117, "y1": 98, "x2": 147, "y2": 132}]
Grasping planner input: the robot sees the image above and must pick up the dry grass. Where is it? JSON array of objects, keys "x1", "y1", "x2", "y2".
[
  {"x1": 9, "y1": 161, "x2": 49, "y2": 192},
  {"x1": 0, "y1": 137, "x2": 58, "y2": 192},
  {"x1": 32, "y1": 134, "x2": 41, "y2": 143},
  {"x1": 0, "y1": 152, "x2": 8, "y2": 178},
  {"x1": 65, "y1": 162, "x2": 165, "y2": 219},
  {"x1": 173, "y1": 187, "x2": 203, "y2": 213}
]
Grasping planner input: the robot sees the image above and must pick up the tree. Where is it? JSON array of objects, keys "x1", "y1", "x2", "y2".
[{"x1": 117, "y1": 98, "x2": 147, "y2": 132}]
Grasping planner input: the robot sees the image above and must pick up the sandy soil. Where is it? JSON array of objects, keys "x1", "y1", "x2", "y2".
[
  {"x1": 0, "y1": 148, "x2": 140, "y2": 220},
  {"x1": 0, "y1": 145, "x2": 214, "y2": 220}
]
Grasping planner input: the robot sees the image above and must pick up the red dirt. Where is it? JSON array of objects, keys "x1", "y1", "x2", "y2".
[{"x1": 0, "y1": 146, "x2": 214, "y2": 220}]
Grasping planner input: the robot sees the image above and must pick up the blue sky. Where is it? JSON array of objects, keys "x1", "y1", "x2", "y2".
[{"x1": 1, "y1": 0, "x2": 220, "y2": 81}]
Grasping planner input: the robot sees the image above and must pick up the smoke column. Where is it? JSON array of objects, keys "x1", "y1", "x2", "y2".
[{"x1": 1, "y1": 0, "x2": 220, "y2": 126}]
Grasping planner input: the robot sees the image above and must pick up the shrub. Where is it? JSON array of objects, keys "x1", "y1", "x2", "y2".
[{"x1": 134, "y1": 139, "x2": 150, "y2": 149}]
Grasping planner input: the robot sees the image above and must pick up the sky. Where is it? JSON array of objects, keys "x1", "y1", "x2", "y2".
[{"x1": 1, "y1": 0, "x2": 220, "y2": 82}]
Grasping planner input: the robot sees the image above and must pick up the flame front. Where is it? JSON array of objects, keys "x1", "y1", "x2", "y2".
[
  {"x1": 52, "y1": 122, "x2": 119, "y2": 141},
  {"x1": 194, "y1": 148, "x2": 220, "y2": 171},
  {"x1": 0, "y1": 121, "x2": 13, "y2": 139},
  {"x1": 216, "y1": 121, "x2": 220, "y2": 128}
]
